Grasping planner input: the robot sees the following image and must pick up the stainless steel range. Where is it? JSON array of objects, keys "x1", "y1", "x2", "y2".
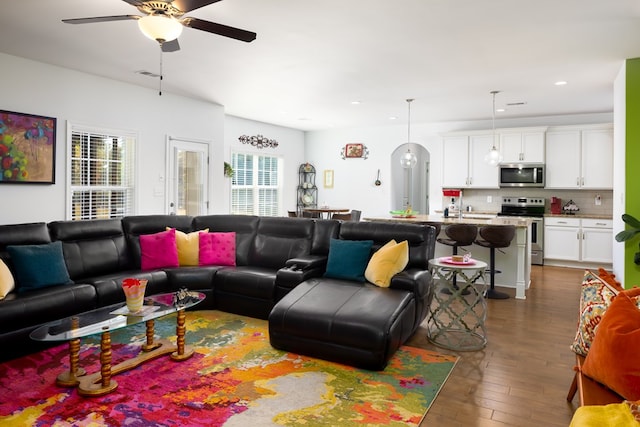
[{"x1": 498, "y1": 196, "x2": 545, "y2": 265}]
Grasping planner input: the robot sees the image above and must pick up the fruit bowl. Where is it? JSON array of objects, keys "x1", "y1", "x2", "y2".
[{"x1": 389, "y1": 210, "x2": 418, "y2": 218}]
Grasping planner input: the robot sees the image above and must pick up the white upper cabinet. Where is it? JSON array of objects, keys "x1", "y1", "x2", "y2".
[
  {"x1": 499, "y1": 128, "x2": 546, "y2": 163},
  {"x1": 442, "y1": 136, "x2": 469, "y2": 188},
  {"x1": 581, "y1": 128, "x2": 614, "y2": 189},
  {"x1": 442, "y1": 133, "x2": 499, "y2": 188},
  {"x1": 545, "y1": 125, "x2": 613, "y2": 189},
  {"x1": 468, "y1": 134, "x2": 500, "y2": 188}
]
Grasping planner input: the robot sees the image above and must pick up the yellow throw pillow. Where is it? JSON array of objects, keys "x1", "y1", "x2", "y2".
[
  {"x1": 167, "y1": 228, "x2": 208, "y2": 266},
  {"x1": 569, "y1": 402, "x2": 639, "y2": 426},
  {"x1": 0, "y1": 259, "x2": 15, "y2": 300},
  {"x1": 364, "y1": 240, "x2": 409, "y2": 287}
]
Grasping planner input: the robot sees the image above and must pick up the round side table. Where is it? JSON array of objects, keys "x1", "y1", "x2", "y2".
[{"x1": 427, "y1": 258, "x2": 488, "y2": 351}]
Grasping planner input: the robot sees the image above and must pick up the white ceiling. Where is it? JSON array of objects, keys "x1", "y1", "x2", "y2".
[{"x1": 1, "y1": 0, "x2": 640, "y2": 131}]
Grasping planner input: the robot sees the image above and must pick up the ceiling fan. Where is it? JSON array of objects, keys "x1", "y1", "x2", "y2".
[{"x1": 62, "y1": 0, "x2": 256, "y2": 52}]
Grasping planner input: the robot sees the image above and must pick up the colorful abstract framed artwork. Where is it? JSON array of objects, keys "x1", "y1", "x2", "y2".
[{"x1": 0, "y1": 110, "x2": 56, "y2": 184}]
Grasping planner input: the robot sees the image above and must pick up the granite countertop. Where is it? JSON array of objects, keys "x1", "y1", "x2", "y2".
[{"x1": 364, "y1": 214, "x2": 532, "y2": 228}]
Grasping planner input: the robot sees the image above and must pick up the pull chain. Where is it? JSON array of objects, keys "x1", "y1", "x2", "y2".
[{"x1": 159, "y1": 46, "x2": 163, "y2": 96}]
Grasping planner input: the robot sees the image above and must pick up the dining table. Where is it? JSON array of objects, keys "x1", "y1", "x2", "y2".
[{"x1": 302, "y1": 207, "x2": 350, "y2": 219}]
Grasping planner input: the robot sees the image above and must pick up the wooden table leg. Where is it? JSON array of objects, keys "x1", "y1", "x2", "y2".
[
  {"x1": 56, "y1": 316, "x2": 86, "y2": 387},
  {"x1": 171, "y1": 309, "x2": 193, "y2": 361},
  {"x1": 78, "y1": 327, "x2": 118, "y2": 396},
  {"x1": 141, "y1": 319, "x2": 161, "y2": 352}
]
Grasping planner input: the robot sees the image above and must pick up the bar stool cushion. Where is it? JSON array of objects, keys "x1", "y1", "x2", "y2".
[
  {"x1": 474, "y1": 225, "x2": 515, "y2": 249},
  {"x1": 437, "y1": 224, "x2": 478, "y2": 248},
  {"x1": 364, "y1": 239, "x2": 409, "y2": 287}
]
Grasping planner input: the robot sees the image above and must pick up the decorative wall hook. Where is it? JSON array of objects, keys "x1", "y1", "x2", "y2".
[{"x1": 238, "y1": 134, "x2": 279, "y2": 149}]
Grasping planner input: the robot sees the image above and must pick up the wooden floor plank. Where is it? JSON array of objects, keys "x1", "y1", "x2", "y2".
[{"x1": 407, "y1": 265, "x2": 581, "y2": 426}]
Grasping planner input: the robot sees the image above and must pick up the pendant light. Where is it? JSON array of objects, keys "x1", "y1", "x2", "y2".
[
  {"x1": 400, "y1": 99, "x2": 418, "y2": 169},
  {"x1": 484, "y1": 90, "x2": 503, "y2": 166}
]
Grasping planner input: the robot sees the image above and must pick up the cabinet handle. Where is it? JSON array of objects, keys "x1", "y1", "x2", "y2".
[
  {"x1": 595, "y1": 222, "x2": 607, "y2": 226},
  {"x1": 576, "y1": 177, "x2": 580, "y2": 186},
  {"x1": 558, "y1": 221, "x2": 567, "y2": 224},
  {"x1": 577, "y1": 232, "x2": 580, "y2": 240},
  {"x1": 581, "y1": 177, "x2": 585, "y2": 186}
]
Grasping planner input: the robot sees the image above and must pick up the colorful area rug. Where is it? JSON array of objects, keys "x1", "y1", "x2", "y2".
[{"x1": 0, "y1": 310, "x2": 457, "y2": 426}]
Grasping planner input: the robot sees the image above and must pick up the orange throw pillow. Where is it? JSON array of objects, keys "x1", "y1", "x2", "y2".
[
  {"x1": 581, "y1": 287, "x2": 640, "y2": 400},
  {"x1": 598, "y1": 267, "x2": 624, "y2": 292}
]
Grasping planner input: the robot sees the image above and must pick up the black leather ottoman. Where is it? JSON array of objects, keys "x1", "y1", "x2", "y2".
[{"x1": 268, "y1": 278, "x2": 416, "y2": 370}]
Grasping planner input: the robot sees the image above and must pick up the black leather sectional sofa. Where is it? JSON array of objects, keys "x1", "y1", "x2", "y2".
[{"x1": 0, "y1": 215, "x2": 436, "y2": 369}]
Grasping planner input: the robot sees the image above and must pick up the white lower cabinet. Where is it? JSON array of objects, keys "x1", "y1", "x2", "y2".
[
  {"x1": 544, "y1": 217, "x2": 612, "y2": 264},
  {"x1": 544, "y1": 218, "x2": 580, "y2": 261},
  {"x1": 580, "y1": 219, "x2": 614, "y2": 264}
]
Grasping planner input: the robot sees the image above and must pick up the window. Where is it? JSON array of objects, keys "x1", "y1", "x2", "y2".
[
  {"x1": 231, "y1": 152, "x2": 281, "y2": 216},
  {"x1": 67, "y1": 123, "x2": 136, "y2": 220}
]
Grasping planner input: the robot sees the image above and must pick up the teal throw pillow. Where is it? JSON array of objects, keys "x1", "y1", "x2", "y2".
[
  {"x1": 324, "y1": 238, "x2": 374, "y2": 282},
  {"x1": 6, "y1": 241, "x2": 73, "y2": 292}
]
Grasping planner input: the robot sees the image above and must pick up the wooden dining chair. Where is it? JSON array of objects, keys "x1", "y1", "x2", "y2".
[
  {"x1": 331, "y1": 212, "x2": 352, "y2": 221},
  {"x1": 287, "y1": 211, "x2": 298, "y2": 217}
]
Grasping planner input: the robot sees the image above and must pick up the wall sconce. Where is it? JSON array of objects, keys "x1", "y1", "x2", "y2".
[{"x1": 238, "y1": 134, "x2": 279, "y2": 149}]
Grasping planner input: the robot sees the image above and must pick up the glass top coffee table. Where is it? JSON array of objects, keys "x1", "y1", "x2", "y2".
[{"x1": 30, "y1": 291, "x2": 205, "y2": 397}]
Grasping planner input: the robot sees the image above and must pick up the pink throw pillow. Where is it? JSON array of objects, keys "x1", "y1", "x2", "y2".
[
  {"x1": 139, "y1": 229, "x2": 179, "y2": 271},
  {"x1": 199, "y1": 232, "x2": 236, "y2": 266}
]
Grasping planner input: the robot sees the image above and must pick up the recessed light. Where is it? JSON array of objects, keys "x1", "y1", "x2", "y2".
[
  {"x1": 496, "y1": 108, "x2": 506, "y2": 113},
  {"x1": 350, "y1": 101, "x2": 361, "y2": 105},
  {"x1": 555, "y1": 81, "x2": 568, "y2": 86},
  {"x1": 389, "y1": 116, "x2": 398, "y2": 120}
]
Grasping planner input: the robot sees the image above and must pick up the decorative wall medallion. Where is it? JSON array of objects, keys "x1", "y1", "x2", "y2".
[
  {"x1": 238, "y1": 134, "x2": 279, "y2": 149},
  {"x1": 341, "y1": 143, "x2": 369, "y2": 159}
]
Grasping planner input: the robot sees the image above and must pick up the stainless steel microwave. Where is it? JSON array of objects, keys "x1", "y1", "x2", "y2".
[{"x1": 499, "y1": 163, "x2": 545, "y2": 188}]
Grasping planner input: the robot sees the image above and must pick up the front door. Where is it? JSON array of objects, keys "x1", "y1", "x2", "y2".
[{"x1": 167, "y1": 138, "x2": 209, "y2": 215}]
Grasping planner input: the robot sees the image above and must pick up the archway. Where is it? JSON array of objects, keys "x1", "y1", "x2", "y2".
[{"x1": 391, "y1": 143, "x2": 430, "y2": 214}]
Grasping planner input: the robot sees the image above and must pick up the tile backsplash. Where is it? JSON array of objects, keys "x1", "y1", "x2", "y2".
[{"x1": 444, "y1": 189, "x2": 613, "y2": 216}]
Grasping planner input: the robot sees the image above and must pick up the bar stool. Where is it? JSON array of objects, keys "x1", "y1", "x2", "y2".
[
  {"x1": 423, "y1": 222, "x2": 442, "y2": 238},
  {"x1": 437, "y1": 224, "x2": 477, "y2": 256},
  {"x1": 437, "y1": 224, "x2": 478, "y2": 293},
  {"x1": 474, "y1": 225, "x2": 516, "y2": 300}
]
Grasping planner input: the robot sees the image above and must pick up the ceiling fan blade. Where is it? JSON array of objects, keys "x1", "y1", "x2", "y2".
[
  {"x1": 62, "y1": 15, "x2": 139, "y2": 25},
  {"x1": 161, "y1": 39, "x2": 181, "y2": 52},
  {"x1": 121, "y1": 0, "x2": 146, "y2": 7},
  {"x1": 171, "y1": 0, "x2": 222, "y2": 13},
  {"x1": 183, "y1": 17, "x2": 256, "y2": 42}
]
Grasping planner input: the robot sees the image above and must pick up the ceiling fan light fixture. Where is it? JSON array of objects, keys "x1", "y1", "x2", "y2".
[{"x1": 138, "y1": 15, "x2": 183, "y2": 43}]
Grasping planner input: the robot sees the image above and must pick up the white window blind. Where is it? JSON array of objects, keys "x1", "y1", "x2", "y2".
[
  {"x1": 67, "y1": 124, "x2": 136, "y2": 220},
  {"x1": 231, "y1": 152, "x2": 281, "y2": 216}
]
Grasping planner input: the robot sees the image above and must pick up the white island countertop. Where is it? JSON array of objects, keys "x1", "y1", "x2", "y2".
[{"x1": 364, "y1": 214, "x2": 532, "y2": 300}]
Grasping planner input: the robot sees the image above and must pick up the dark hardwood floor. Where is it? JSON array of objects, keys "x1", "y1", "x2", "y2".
[{"x1": 406, "y1": 265, "x2": 583, "y2": 426}]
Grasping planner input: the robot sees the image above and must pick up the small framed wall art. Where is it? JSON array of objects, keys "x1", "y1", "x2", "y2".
[
  {"x1": 323, "y1": 169, "x2": 334, "y2": 188},
  {"x1": 0, "y1": 110, "x2": 56, "y2": 184},
  {"x1": 340, "y1": 143, "x2": 369, "y2": 160}
]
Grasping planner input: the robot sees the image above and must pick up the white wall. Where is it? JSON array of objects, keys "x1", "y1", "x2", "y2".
[
  {"x1": 613, "y1": 62, "x2": 627, "y2": 281},
  {"x1": 305, "y1": 112, "x2": 612, "y2": 219},
  {"x1": 224, "y1": 115, "x2": 305, "y2": 215},
  {"x1": 0, "y1": 52, "x2": 226, "y2": 224}
]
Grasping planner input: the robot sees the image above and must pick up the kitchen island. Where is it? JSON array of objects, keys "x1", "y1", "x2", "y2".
[{"x1": 364, "y1": 214, "x2": 532, "y2": 299}]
